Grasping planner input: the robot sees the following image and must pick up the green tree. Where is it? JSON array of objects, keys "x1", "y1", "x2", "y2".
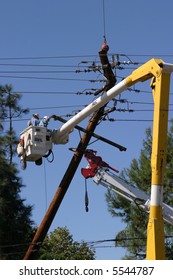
[
  {"x1": 106, "y1": 124, "x2": 173, "y2": 259},
  {"x1": 0, "y1": 85, "x2": 33, "y2": 259},
  {"x1": 0, "y1": 84, "x2": 28, "y2": 163},
  {"x1": 38, "y1": 227, "x2": 95, "y2": 260},
  {"x1": 0, "y1": 155, "x2": 34, "y2": 259}
]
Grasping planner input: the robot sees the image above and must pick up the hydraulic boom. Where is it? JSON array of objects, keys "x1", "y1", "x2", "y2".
[{"x1": 93, "y1": 167, "x2": 173, "y2": 226}]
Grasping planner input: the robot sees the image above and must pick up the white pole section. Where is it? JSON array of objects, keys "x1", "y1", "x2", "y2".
[{"x1": 58, "y1": 79, "x2": 128, "y2": 135}]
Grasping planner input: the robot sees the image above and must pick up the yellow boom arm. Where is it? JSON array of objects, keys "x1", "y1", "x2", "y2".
[{"x1": 125, "y1": 58, "x2": 173, "y2": 259}]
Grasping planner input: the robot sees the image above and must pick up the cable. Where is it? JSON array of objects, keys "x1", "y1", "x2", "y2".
[
  {"x1": 1, "y1": 235, "x2": 173, "y2": 250},
  {"x1": 102, "y1": 0, "x2": 106, "y2": 38},
  {"x1": 1, "y1": 53, "x2": 173, "y2": 61},
  {"x1": 13, "y1": 91, "x2": 80, "y2": 95},
  {"x1": 0, "y1": 54, "x2": 99, "y2": 60},
  {"x1": 0, "y1": 75, "x2": 104, "y2": 82},
  {"x1": 87, "y1": 235, "x2": 173, "y2": 248},
  {"x1": 102, "y1": 118, "x2": 153, "y2": 122},
  {"x1": 29, "y1": 104, "x2": 87, "y2": 110},
  {"x1": 0, "y1": 70, "x2": 83, "y2": 74},
  {"x1": 43, "y1": 159, "x2": 48, "y2": 212},
  {"x1": 0, "y1": 63, "x2": 94, "y2": 68},
  {"x1": 120, "y1": 54, "x2": 173, "y2": 57},
  {"x1": 7, "y1": 88, "x2": 173, "y2": 96}
]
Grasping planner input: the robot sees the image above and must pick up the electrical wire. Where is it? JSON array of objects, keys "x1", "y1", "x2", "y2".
[
  {"x1": 6, "y1": 88, "x2": 173, "y2": 96},
  {"x1": 0, "y1": 70, "x2": 84, "y2": 74},
  {"x1": 1, "y1": 53, "x2": 173, "y2": 60},
  {"x1": 0, "y1": 75, "x2": 105, "y2": 82},
  {"x1": 1, "y1": 235, "x2": 173, "y2": 257},
  {"x1": 120, "y1": 54, "x2": 173, "y2": 57},
  {"x1": 13, "y1": 91, "x2": 79, "y2": 95},
  {"x1": 5, "y1": 117, "x2": 173, "y2": 124},
  {"x1": 0, "y1": 54, "x2": 99, "y2": 60},
  {"x1": 0, "y1": 63, "x2": 94, "y2": 68}
]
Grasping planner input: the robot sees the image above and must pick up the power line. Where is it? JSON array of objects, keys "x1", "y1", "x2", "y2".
[
  {"x1": 13, "y1": 91, "x2": 79, "y2": 95},
  {"x1": 1, "y1": 53, "x2": 173, "y2": 61},
  {"x1": 0, "y1": 70, "x2": 83, "y2": 74},
  {"x1": 29, "y1": 105, "x2": 86, "y2": 111},
  {"x1": 0, "y1": 63, "x2": 93, "y2": 68},
  {"x1": 0, "y1": 55, "x2": 99, "y2": 60},
  {"x1": 118, "y1": 53, "x2": 173, "y2": 58},
  {"x1": 0, "y1": 75, "x2": 105, "y2": 83},
  {"x1": 7, "y1": 88, "x2": 173, "y2": 96},
  {"x1": 1, "y1": 235, "x2": 173, "y2": 250},
  {"x1": 4, "y1": 118, "x2": 173, "y2": 124}
]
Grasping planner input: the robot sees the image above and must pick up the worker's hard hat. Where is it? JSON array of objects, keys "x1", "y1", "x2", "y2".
[{"x1": 33, "y1": 113, "x2": 39, "y2": 118}]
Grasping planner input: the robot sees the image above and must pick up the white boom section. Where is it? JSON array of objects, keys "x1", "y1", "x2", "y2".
[
  {"x1": 52, "y1": 79, "x2": 128, "y2": 144},
  {"x1": 93, "y1": 167, "x2": 173, "y2": 225}
]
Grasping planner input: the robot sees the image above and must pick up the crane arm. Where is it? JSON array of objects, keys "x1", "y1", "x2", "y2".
[{"x1": 92, "y1": 167, "x2": 173, "y2": 226}]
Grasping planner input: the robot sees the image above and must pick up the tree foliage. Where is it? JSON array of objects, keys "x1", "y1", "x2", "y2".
[
  {"x1": 38, "y1": 227, "x2": 95, "y2": 260},
  {"x1": 0, "y1": 85, "x2": 33, "y2": 259},
  {"x1": 0, "y1": 157, "x2": 34, "y2": 259},
  {"x1": 106, "y1": 124, "x2": 173, "y2": 259},
  {"x1": 0, "y1": 84, "x2": 29, "y2": 163}
]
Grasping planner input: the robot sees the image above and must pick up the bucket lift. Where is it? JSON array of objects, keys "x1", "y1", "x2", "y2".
[{"x1": 17, "y1": 126, "x2": 53, "y2": 169}]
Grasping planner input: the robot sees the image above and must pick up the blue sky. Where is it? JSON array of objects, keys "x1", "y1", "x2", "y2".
[{"x1": 1, "y1": 0, "x2": 173, "y2": 260}]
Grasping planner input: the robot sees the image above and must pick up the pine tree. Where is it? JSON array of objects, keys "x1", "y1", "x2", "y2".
[
  {"x1": 0, "y1": 85, "x2": 33, "y2": 259},
  {"x1": 0, "y1": 84, "x2": 28, "y2": 163},
  {"x1": 106, "y1": 124, "x2": 173, "y2": 259}
]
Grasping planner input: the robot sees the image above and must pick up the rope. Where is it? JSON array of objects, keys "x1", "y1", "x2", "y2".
[
  {"x1": 43, "y1": 159, "x2": 48, "y2": 212},
  {"x1": 102, "y1": 0, "x2": 106, "y2": 38}
]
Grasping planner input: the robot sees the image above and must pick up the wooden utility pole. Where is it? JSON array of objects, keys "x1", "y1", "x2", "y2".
[{"x1": 24, "y1": 39, "x2": 116, "y2": 260}]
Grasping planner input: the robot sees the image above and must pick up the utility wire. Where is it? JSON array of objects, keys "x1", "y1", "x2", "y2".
[
  {"x1": 7, "y1": 89, "x2": 173, "y2": 95},
  {"x1": 0, "y1": 63, "x2": 94, "y2": 68},
  {"x1": 0, "y1": 55, "x2": 99, "y2": 60},
  {"x1": 5, "y1": 118, "x2": 173, "y2": 124},
  {"x1": 1, "y1": 235, "x2": 173, "y2": 257},
  {"x1": 1, "y1": 235, "x2": 173, "y2": 249},
  {"x1": 0, "y1": 75, "x2": 105, "y2": 82},
  {"x1": 0, "y1": 70, "x2": 84, "y2": 74},
  {"x1": 1, "y1": 53, "x2": 173, "y2": 60}
]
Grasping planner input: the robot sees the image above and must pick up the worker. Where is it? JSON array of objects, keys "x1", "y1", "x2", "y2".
[
  {"x1": 27, "y1": 113, "x2": 40, "y2": 126},
  {"x1": 39, "y1": 115, "x2": 54, "y2": 127},
  {"x1": 39, "y1": 116, "x2": 49, "y2": 127}
]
